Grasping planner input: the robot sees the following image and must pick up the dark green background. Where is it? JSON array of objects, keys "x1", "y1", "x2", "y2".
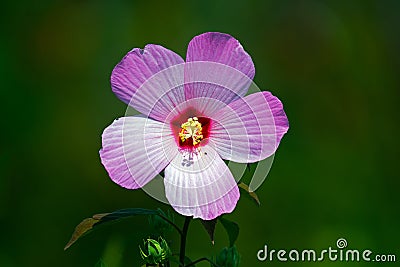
[{"x1": 1, "y1": 0, "x2": 399, "y2": 266}]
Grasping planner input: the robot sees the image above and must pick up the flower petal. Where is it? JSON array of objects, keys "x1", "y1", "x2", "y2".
[
  {"x1": 186, "y1": 32, "x2": 255, "y2": 80},
  {"x1": 184, "y1": 32, "x2": 255, "y2": 111},
  {"x1": 100, "y1": 116, "x2": 178, "y2": 189},
  {"x1": 164, "y1": 145, "x2": 239, "y2": 220},
  {"x1": 111, "y1": 45, "x2": 185, "y2": 122},
  {"x1": 183, "y1": 62, "x2": 254, "y2": 115},
  {"x1": 210, "y1": 91, "x2": 289, "y2": 163},
  {"x1": 263, "y1": 91, "x2": 290, "y2": 144}
]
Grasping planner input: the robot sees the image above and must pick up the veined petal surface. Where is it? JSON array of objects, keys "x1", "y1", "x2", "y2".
[
  {"x1": 210, "y1": 91, "x2": 289, "y2": 163},
  {"x1": 100, "y1": 116, "x2": 178, "y2": 189},
  {"x1": 111, "y1": 45, "x2": 185, "y2": 122},
  {"x1": 164, "y1": 145, "x2": 239, "y2": 220}
]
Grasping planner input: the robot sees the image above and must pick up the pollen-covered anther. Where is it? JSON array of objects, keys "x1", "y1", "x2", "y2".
[{"x1": 179, "y1": 117, "x2": 203, "y2": 145}]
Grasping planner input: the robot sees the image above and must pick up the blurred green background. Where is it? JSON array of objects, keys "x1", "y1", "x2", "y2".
[{"x1": 1, "y1": 0, "x2": 399, "y2": 266}]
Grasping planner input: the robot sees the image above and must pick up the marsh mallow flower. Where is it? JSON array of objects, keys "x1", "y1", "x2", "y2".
[{"x1": 100, "y1": 32, "x2": 289, "y2": 220}]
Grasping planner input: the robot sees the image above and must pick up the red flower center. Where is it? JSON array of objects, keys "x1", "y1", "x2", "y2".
[{"x1": 170, "y1": 108, "x2": 211, "y2": 150}]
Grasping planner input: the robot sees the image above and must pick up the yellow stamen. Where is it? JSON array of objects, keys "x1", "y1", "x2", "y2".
[{"x1": 179, "y1": 117, "x2": 203, "y2": 145}]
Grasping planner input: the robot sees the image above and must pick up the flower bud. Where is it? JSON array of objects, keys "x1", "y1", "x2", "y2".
[{"x1": 139, "y1": 237, "x2": 171, "y2": 265}]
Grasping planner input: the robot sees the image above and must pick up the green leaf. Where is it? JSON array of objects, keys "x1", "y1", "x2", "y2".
[
  {"x1": 200, "y1": 219, "x2": 217, "y2": 244},
  {"x1": 216, "y1": 246, "x2": 240, "y2": 267},
  {"x1": 95, "y1": 208, "x2": 159, "y2": 225},
  {"x1": 64, "y1": 217, "x2": 104, "y2": 251},
  {"x1": 218, "y1": 217, "x2": 239, "y2": 247},
  {"x1": 64, "y1": 208, "x2": 159, "y2": 250},
  {"x1": 238, "y1": 182, "x2": 260, "y2": 205}
]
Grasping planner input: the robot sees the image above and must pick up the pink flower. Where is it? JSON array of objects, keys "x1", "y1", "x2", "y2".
[{"x1": 100, "y1": 32, "x2": 289, "y2": 220}]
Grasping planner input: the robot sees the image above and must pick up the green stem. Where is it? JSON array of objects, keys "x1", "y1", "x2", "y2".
[{"x1": 179, "y1": 217, "x2": 191, "y2": 266}]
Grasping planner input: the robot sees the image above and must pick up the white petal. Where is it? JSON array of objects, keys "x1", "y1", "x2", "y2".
[
  {"x1": 100, "y1": 116, "x2": 178, "y2": 189},
  {"x1": 164, "y1": 145, "x2": 239, "y2": 220}
]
